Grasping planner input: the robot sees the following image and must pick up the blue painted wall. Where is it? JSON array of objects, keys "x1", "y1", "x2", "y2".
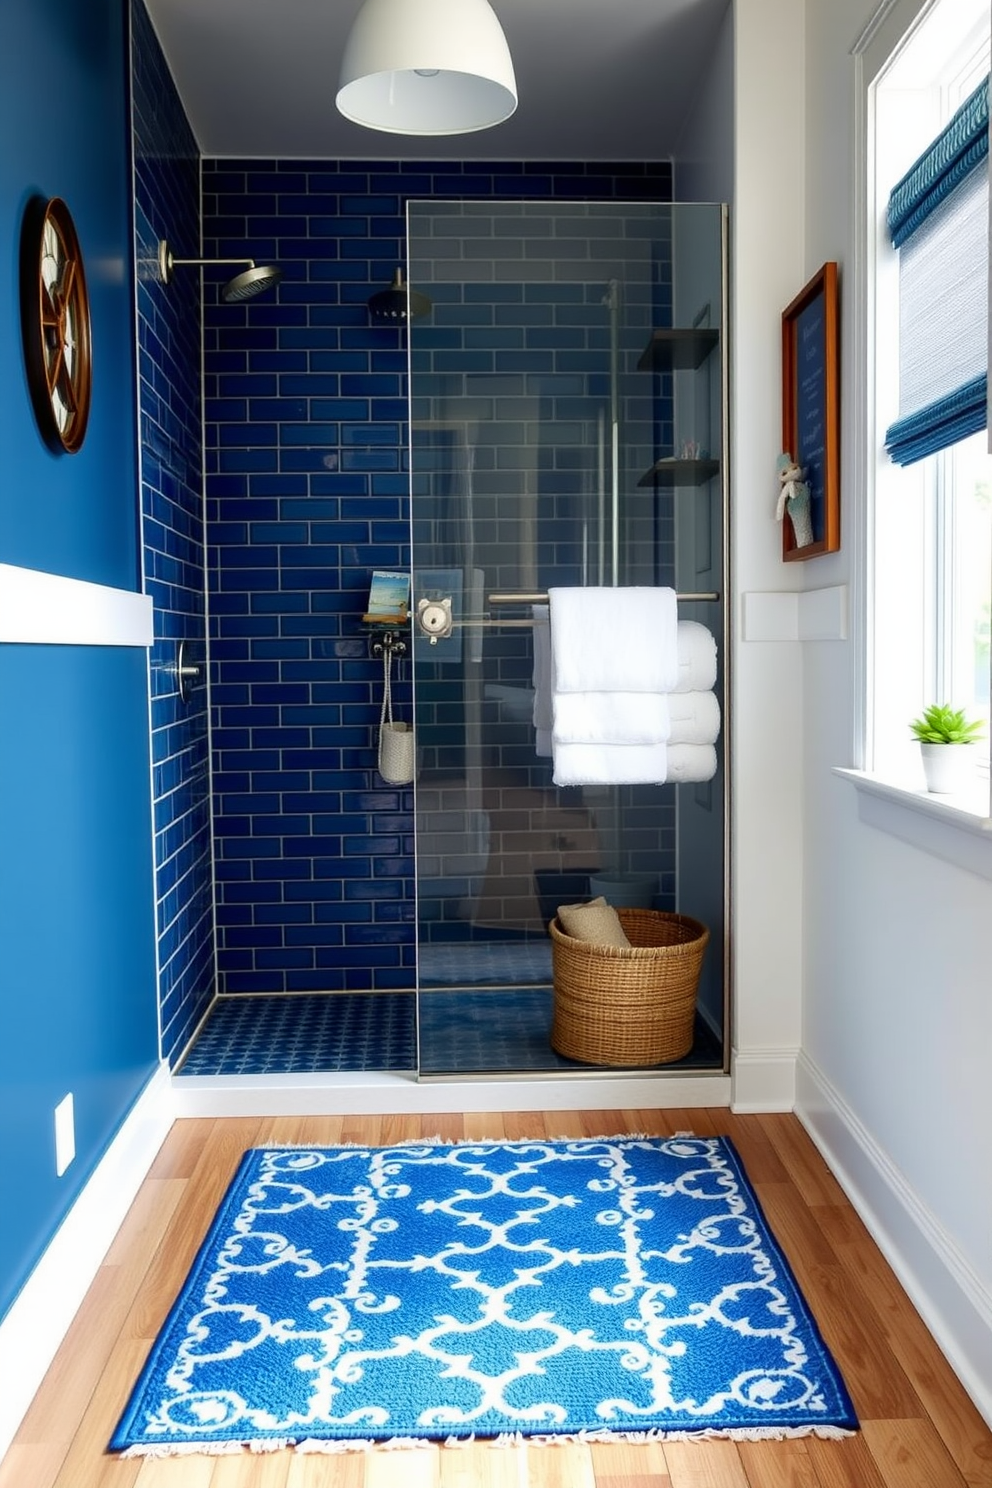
[
  {"x1": 0, "y1": 0, "x2": 158, "y2": 1322},
  {"x1": 132, "y1": 0, "x2": 215, "y2": 1066},
  {"x1": 202, "y1": 161, "x2": 673, "y2": 997}
]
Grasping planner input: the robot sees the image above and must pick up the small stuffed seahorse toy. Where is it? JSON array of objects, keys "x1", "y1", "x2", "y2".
[{"x1": 775, "y1": 452, "x2": 814, "y2": 547}]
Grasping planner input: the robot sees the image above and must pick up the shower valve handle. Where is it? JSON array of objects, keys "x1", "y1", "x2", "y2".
[{"x1": 417, "y1": 597, "x2": 454, "y2": 642}]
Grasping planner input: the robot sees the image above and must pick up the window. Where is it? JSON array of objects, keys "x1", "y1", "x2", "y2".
[{"x1": 869, "y1": 0, "x2": 992, "y2": 807}]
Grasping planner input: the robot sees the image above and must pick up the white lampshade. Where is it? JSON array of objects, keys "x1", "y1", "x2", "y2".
[{"x1": 336, "y1": 0, "x2": 517, "y2": 136}]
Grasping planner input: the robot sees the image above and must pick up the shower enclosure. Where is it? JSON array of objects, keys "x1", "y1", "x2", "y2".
[{"x1": 406, "y1": 202, "x2": 728, "y2": 1078}]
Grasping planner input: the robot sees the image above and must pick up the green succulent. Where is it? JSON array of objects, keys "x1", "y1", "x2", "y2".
[{"x1": 909, "y1": 702, "x2": 985, "y2": 744}]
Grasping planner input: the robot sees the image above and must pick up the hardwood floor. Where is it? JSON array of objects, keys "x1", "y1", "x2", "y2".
[{"x1": 3, "y1": 1108, "x2": 991, "y2": 1488}]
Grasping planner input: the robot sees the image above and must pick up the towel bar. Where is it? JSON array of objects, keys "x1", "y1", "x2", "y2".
[{"x1": 487, "y1": 590, "x2": 720, "y2": 605}]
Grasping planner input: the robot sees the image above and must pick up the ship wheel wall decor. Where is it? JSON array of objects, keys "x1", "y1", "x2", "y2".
[{"x1": 20, "y1": 195, "x2": 93, "y2": 455}]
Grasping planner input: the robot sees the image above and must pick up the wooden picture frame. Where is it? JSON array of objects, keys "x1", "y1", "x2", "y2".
[{"x1": 781, "y1": 261, "x2": 839, "y2": 560}]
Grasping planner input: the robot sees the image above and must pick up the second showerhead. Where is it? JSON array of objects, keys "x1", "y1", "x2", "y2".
[{"x1": 158, "y1": 239, "x2": 283, "y2": 303}]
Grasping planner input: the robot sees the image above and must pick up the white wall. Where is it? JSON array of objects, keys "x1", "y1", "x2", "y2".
[
  {"x1": 797, "y1": 0, "x2": 992, "y2": 1426},
  {"x1": 727, "y1": 0, "x2": 808, "y2": 1111}
]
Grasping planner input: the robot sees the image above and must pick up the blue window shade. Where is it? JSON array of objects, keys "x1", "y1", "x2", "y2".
[
  {"x1": 884, "y1": 373, "x2": 987, "y2": 465},
  {"x1": 887, "y1": 76, "x2": 988, "y2": 248},
  {"x1": 884, "y1": 75, "x2": 989, "y2": 467}
]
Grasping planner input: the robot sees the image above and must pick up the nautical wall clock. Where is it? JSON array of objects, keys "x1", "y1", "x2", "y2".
[{"x1": 20, "y1": 195, "x2": 93, "y2": 454}]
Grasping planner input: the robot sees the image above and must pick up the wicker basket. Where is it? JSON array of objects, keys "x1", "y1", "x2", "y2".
[{"x1": 549, "y1": 908, "x2": 709, "y2": 1067}]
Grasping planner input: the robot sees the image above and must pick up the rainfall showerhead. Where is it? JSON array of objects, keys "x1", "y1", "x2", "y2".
[
  {"x1": 158, "y1": 239, "x2": 283, "y2": 302},
  {"x1": 368, "y1": 268, "x2": 432, "y2": 323}
]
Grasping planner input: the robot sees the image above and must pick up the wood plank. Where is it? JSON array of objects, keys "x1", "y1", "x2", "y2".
[
  {"x1": 207, "y1": 1450, "x2": 291, "y2": 1487},
  {"x1": 146, "y1": 1118, "x2": 215, "y2": 1180},
  {"x1": 540, "y1": 1112, "x2": 585, "y2": 1140},
  {"x1": 365, "y1": 1444, "x2": 440, "y2": 1488},
  {"x1": 735, "y1": 1438, "x2": 820, "y2": 1487},
  {"x1": 663, "y1": 1438, "x2": 750, "y2": 1486},
  {"x1": 463, "y1": 1113, "x2": 508, "y2": 1142},
  {"x1": 135, "y1": 1455, "x2": 216, "y2": 1487},
  {"x1": 51, "y1": 1334, "x2": 152, "y2": 1487},
  {"x1": 286, "y1": 1448, "x2": 369, "y2": 1488},
  {"x1": 439, "y1": 1438, "x2": 528, "y2": 1488},
  {"x1": 502, "y1": 1111, "x2": 553, "y2": 1142},
  {"x1": 756, "y1": 1116, "x2": 847, "y2": 1210},
  {"x1": 803, "y1": 1432, "x2": 890, "y2": 1488},
  {"x1": 421, "y1": 1114, "x2": 466, "y2": 1146},
  {"x1": 861, "y1": 1416, "x2": 972, "y2": 1488},
  {"x1": 380, "y1": 1114, "x2": 428, "y2": 1147},
  {"x1": 526, "y1": 1440, "x2": 597, "y2": 1488},
  {"x1": 0, "y1": 1443, "x2": 69, "y2": 1488},
  {"x1": 813, "y1": 1202, "x2": 992, "y2": 1488},
  {"x1": 15, "y1": 1266, "x2": 133, "y2": 1448},
  {"x1": 778, "y1": 1259, "x2": 923, "y2": 1422},
  {"x1": 589, "y1": 1437, "x2": 672, "y2": 1485},
  {"x1": 714, "y1": 1113, "x2": 790, "y2": 1186}
]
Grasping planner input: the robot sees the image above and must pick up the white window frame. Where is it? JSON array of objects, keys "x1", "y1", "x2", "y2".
[{"x1": 839, "y1": 0, "x2": 992, "y2": 867}]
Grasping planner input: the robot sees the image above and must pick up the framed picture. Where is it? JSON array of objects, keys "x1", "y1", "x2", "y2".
[{"x1": 781, "y1": 261, "x2": 840, "y2": 560}]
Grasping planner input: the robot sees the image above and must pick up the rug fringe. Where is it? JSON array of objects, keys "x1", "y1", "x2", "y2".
[
  {"x1": 118, "y1": 1424, "x2": 855, "y2": 1458},
  {"x1": 255, "y1": 1132, "x2": 673, "y2": 1154}
]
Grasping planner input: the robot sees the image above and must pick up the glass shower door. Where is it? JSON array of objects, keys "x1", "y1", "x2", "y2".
[{"x1": 406, "y1": 201, "x2": 727, "y2": 1078}]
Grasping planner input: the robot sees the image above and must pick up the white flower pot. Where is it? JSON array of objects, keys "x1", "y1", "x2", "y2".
[{"x1": 919, "y1": 742, "x2": 976, "y2": 794}]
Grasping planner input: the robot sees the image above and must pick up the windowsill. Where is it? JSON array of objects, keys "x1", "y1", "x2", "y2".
[{"x1": 835, "y1": 767, "x2": 992, "y2": 880}]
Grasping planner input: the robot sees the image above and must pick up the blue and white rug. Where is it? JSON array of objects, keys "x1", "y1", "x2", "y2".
[{"x1": 111, "y1": 1135, "x2": 856, "y2": 1455}]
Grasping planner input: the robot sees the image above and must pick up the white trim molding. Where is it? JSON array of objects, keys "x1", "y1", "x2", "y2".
[
  {"x1": 0, "y1": 563, "x2": 153, "y2": 646},
  {"x1": 837, "y1": 768, "x2": 992, "y2": 878},
  {"x1": 730, "y1": 1046, "x2": 798, "y2": 1111},
  {"x1": 171, "y1": 1069, "x2": 734, "y2": 1119},
  {"x1": 796, "y1": 1051, "x2": 992, "y2": 1430},
  {"x1": 0, "y1": 1063, "x2": 173, "y2": 1462}
]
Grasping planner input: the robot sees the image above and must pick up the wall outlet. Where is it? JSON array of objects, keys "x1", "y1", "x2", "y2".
[{"x1": 54, "y1": 1093, "x2": 75, "y2": 1177}]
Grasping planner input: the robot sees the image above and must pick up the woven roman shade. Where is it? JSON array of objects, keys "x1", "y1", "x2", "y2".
[{"x1": 884, "y1": 76, "x2": 989, "y2": 466}]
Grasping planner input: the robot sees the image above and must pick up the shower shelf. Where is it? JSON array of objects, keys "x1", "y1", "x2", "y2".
[
  {"x1": 637, "y1": 457, "x2": 720, "y2": 488},
  {"x1": 637, "y1": 326, "x2": 719, "y2": 372}
]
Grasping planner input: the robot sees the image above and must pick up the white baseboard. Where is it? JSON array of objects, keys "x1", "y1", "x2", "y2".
[
  {"x1": 796, "y1": 1051, "x2": 992, "y2": 1431},
  {"x1": 0, "y1": 1063, "x2": 174, "y2": 1462},
  {"x1": 171, "y1": 1069, "x2": 733, "y2": 1118},
  {"x1": 730, "y1": 1046, "x2": 798, "y2": 1111}
]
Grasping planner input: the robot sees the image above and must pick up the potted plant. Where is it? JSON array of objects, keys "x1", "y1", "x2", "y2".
[{"x1": 909, "y1": 703, "x2": 985, "y2": 794}]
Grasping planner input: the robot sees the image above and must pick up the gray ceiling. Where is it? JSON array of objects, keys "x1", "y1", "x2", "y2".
[{"x1": 141, "y1": 0, "x2": 731, "y2": 161}]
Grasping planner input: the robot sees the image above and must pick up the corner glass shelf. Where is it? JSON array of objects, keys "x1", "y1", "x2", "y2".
[
  {"x1": 638, "y1": 457, "x2": 720, "y2": 488},
  {"x1": 637, "y1": 327, "x2": 719, "y2": 372}
]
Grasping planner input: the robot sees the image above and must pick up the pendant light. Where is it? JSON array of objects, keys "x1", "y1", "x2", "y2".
[{"x1": 336, "y1": 0, "x2": 517, "y2": 136}]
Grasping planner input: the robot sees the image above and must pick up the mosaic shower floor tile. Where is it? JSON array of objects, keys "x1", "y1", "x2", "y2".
[{"x1": 175, "y1": 992, "x2": 416, "y2": 1076}]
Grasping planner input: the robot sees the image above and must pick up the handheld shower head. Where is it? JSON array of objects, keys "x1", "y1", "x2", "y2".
[{"x1": 158, "y1": 240, "x2": 283, "y2": 302}]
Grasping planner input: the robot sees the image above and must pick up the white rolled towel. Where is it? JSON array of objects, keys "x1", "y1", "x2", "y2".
[
  {"x1": 548, "y1": 587, "x2": 678, "y2": 693},
  {"x1": 666, "y1": 743, "x2": 718, "y2": 783},
  {"x1": 553, "y1": 690, "x2": 671, "y2": 746},
  {"x1": 667, "y1": 690, "x2": 720, "y2": 745},
  {"x1": 675, "y1": 621, "x2": 717, "y2": 693},
  {"x1": 552, "y1": 741, "x2": 668, "y2": 787}
]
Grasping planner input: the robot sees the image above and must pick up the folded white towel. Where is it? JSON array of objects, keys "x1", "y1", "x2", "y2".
[
  {"x1": 667, "y1": 690, "x2": 721, "y2": 746},
  {"x1": 675, "y1": 621, "x2": 718, "y2": 693},
  {"x1": 548, "y1": 587, "x2": 678, "y2": 693},
  {"x1": 552, "y1": 690, "x2": 671, "y2": 746},
  {"x1": 536, "y1": 728, "x2": 553, "y2": 758},
  {"x1": 666, "y1": 743, "x2": 718, "y2": 783},
  {"x1": 552, "y1": 742, "x2": 668, "y2": 787},
  {"x1": 531, "y1": 605, "x2": 553, "y2": 730}
]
